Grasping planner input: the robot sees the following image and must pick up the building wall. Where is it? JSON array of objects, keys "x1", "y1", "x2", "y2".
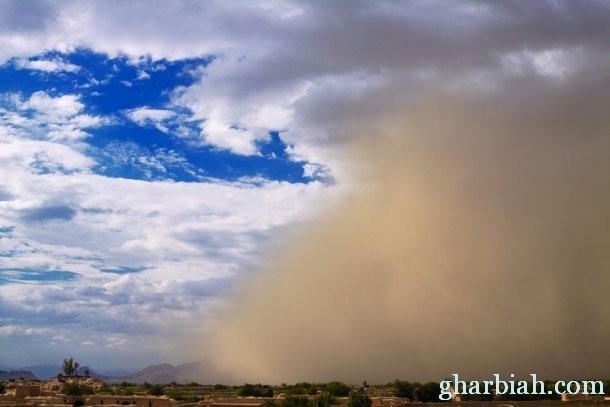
[
  {"x1": 15, "y1": 385, "x2": 41, "y2": 398},
  {"x1": 86, "y1": 396, "x2": 171, "y2": 407}
]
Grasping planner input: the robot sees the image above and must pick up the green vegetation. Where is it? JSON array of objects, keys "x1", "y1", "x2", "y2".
[
  {"x1": 0, "y1": 381, "x2": 5, "y2": 394},
  {"x1": 37, "y1": 377, "x2": 610, "y2": 404},
  {"x1": 414, "y1": 382, "x2": 440, "y2": 403},
  {"x1": 312, "y1": 391, "x2": 335, "y2": 407},
  {"x1": 278, "y1": 395, "x2": 310, "y2": 407},
  {"x1": 393, "y1": 380, "x2": 414, "y2": 399},
  {"x1": 62, "y1": 357, "x2": 80, "y2": 377},
  {"x1": 238, "y1": 383, "x2": 274, "y2": 397},
  {"x1": 148, "y1": 384, "x2": 164, "y2": 396},
  {"x1": 347, "y1": 389, "x2": 371, "y2": 407},
  {"x1": 284, "y1": 382, "x2": 318, "y2": 395},
  {"x1": 164, "y1": 387, "x2": 200, "y2": 402},
  {"x1": 391, "y1": 380, "x2": 440, "y2": 402},
  {"x1": 323, "y1": 381, "x2": 350, "y2": 397},
  {"x1": 62, "y1": 382, "x2": 94, "y2": 396},
  {"x1": 97, "y1": 384, "x2": 114, "y2": 395}
]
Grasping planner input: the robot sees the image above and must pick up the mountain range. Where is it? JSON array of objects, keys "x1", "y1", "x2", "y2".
[{"x1": 0, "y1": 361, "x2": 233, "y2": 384}]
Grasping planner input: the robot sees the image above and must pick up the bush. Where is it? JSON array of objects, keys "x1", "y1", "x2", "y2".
[
  {"x1": 62, "y1": 383, "x2": 94, "y2": 396},
  {"x1": 279, "y1": 396, "x2": 310, "y2": 407},
  {"x1": 312, "y1": 391, "x2": 335, "y2": 407},
  {"x1": 347, "y1": 389, "x2": 371, "y2": 407},
  {"x1": 214, "y1": 384, "x2": 228, "y2": 389},
  {"x1": 116, "y1": 387, "x2": 135, "y2": 396},
  {"x1": 238, "y1": 383, "x2": 274, "y2": 397},
  {"x1": 149, "y1": 384, "x2": 164, "y2": 396},
  {"x1": 286, "y1": 382, "x2": 317, "y2": 396},
  {"x1": 0, "y1": 382, "x2": 5, "y2": 394},
  {"x1": 393, "y1": 380, "x2": 414, "y2": 399},
  {"x1": 325, "y1": 382, "x2": 350, "y2": 397},
  {"x1": 415, "y1": 382, "x2": 441, "y2": 403},
  {"x1": 165, "y1": 389, "x2": 184, "y2": 400},
  {"x1": 97, "y1": 385, "x2": 114, "y2": 395}
]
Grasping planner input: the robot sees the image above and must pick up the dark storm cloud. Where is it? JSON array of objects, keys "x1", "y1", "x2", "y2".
[{"x1": 206, "y1": 0, "x2": 610, "y2": 383}]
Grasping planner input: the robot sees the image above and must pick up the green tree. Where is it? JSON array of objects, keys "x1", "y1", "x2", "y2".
[
  {"x1": 238, "y1": 383, "x2": 273, "y2": 397},
  {"x1": 325, "y1": 382, "x2": 350, "y2": 397},
  {"x1": 0, "y1": 382, "x2": 5, "y2": 394},
  {"x1": 312, "y1": 391, "x2": 335, "y2": 407},
  {"x1": 62, "y1": 357, "x2": 80, "y2": 377},
  {"x1": 279, "y1": 396, "x2": 310, "y2": 407},
  {"x1": 347, "y1": 389, "x2": 371, "y2": 407},
  {"x1": 416, "y1": 382, "x2": 440, "y2": 403},
  {"x1": 149, "y1": 384, "x2": 164, "y2": 396},
  {"x1": 286, "y1": 382, "x2": 317, "y2": 396},
  {"x1": 393, "y1": 380, "x2": 414, "y2": 399}
]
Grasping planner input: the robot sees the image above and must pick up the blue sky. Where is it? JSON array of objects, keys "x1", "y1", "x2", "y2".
[
  {"x1": 0, "y1": 49, "x2": 319, "y2": 184},
  {"x1": 1, "y1": 0, "x2": 609, "y2": 375}
]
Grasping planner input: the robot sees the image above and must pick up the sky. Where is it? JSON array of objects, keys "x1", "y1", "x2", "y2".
[{"x1": 1, "y1": 0, "x2": 610, "y2": 382}]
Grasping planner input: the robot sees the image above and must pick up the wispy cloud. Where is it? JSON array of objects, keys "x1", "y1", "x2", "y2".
[{"x1": 14, "y1": 57, "x2": 80, "y2": 73}]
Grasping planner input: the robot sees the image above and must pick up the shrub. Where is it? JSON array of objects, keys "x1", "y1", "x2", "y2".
[
  {"x1": 97, "y1": 385, "x2": 114, "y2": 395},
  {"x1": 286, "y1": 382, "x2": 317, "y2": 396},
  {"x1": 238, "y1": 383, "x2": 274, "y2": 397},
  {"x1": 165, "y1": 389, "x2": 185, "y2": 400},
  {"x1": 279, "y1": 396, "x2": 310, "y2": 407},
  {"x1": 347, "y1": 389, "x2": 371, "y2": 407},
  {"x1": 393, "y1": 380, "x2": 414, "y2": 399},
  {"x1": 312, "y1": 391, "x2": 335, "y2": 407},
  {"x1": 149, "y1": 384, "x2": 164, "y2": 396},
  {"x1": 325, "y1": 382, "x2": 350, "y2": 397},
  {"x1": 63, "y1": 383, "x2": 94, "y2": 396},
  {"x1": 415, "y1": 382, "x2": 441, "y2": 403}
]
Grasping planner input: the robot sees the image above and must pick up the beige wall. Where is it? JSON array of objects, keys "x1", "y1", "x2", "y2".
[
  {"x1": 86, "y1": 396, "x2": 170, "y2": 407},
  {"x1": 15, "y1": 385, "x2": 41, "y2": 398}
]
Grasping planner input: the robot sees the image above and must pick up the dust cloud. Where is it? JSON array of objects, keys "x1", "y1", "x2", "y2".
[{"x1": 206, "y1": 78, "x2": 610, "y2": 383}]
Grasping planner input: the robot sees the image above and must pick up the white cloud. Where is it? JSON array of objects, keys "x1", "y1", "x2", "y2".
[
  {"x1": 20, "y1": 91, "x2": 83, "y2": 119},
  {"x1": 0, "y1": 162, "x2": 334, "y2": 367},
  {"x1": 124, "y1": 107, "x2": 176, "y2": 133},
  {"x1": 2, "y1": 91, "x2": 106, "y2": 143},
  {"x1": 15, "y1": 57, "x2": 80, "y2": 73}
]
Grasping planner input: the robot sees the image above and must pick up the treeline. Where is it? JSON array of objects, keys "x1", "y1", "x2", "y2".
[
  {"x1": 238, "y1": 381, "x2": 352, "y2": 398},
  {"x1": 392, "y1": 380, "x2": 442, "y2": 402}
]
